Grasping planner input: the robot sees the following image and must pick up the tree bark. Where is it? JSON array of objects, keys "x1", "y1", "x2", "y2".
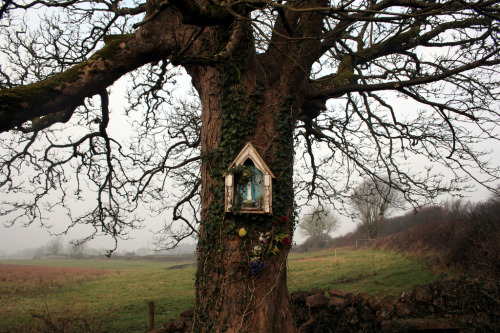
[{"x1": 187, "y1": 52, "x2": 299, "y2": 332}]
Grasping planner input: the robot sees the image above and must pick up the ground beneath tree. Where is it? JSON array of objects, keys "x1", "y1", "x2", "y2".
[{"x1": 157, "y1": 276, "x2": 500, "y2": 332}]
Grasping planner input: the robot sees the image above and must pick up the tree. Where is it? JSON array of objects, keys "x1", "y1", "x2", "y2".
[
  {"x1": 299, "y1": 206, "x2": 339, "y2": 248},
  {"x1": 351, "y1": 178, "x2": 402, "y2": 239},
  {"x1": 69, "y1": 239, "x2": 88, "y2": 258},
  {"x1": 2, "y1": 1, "x2": 500, "y2": 331},
  {"x1": 47, "y1": 236, "x2": 64, "y2": 256}
]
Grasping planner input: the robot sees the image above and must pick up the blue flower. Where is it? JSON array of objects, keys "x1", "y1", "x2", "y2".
[{"x1": 249, "y1": 260, "x2": 265, "y2": 275}]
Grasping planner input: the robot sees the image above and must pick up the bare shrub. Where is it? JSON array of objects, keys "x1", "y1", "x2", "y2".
[
  {"x1": 30, "y1": 304, "x2": 109, "y2": 333},
  {"x1": 374, "y1": 198, "x2": 500, "y2": 278},
  {"x1": 446, "y1": 198, "x2": 500, "y2": 277}
]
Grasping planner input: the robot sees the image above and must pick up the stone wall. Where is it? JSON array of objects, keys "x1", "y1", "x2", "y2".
[
  {"x1": 292, "y1": 276, "x2": 499, "y2": 332},
  {"x1": 157, "y1": 276, "x2": 499, "y2": 332}
]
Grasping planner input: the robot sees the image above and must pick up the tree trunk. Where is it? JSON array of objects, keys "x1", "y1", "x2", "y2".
[{"x1": 187, "y1": 56, "x2": 299, "y2": 332}]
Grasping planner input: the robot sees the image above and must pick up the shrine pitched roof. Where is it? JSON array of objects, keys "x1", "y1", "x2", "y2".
[{"x1": 226, "y1": 142, "x2": 275, "y2": 178}]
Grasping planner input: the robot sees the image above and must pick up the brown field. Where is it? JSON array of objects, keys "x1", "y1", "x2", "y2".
[{"x1": 0, "y1": 264, "x2": 106, "y2": 298}]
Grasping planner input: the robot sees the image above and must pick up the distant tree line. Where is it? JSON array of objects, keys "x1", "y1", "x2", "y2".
[
  {"x1": 3, "y1": 238, "x2": 196, "y2": 260},
  {"x1": 374, "y1": 195, "x2": 500, "y2": 278},
  {"x1": 298, "y1": 192, "x2": 500, "y2": 278},
  {"x1": 295, "y1": 177, "x2": 402, "y2": 252}
]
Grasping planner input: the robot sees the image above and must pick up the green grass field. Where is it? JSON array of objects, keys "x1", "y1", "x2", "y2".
[{"x1": 0, "y1": 249, "x2": 450, "y2": 332}]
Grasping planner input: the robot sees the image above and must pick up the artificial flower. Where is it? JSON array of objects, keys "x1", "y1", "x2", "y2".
[
  {"x1": 238, "y1": 228, "x2": 247, "y2": 237},
  {"x1": 280, "y1": 236, "x2": 292, "y2": 246},
  {"x1": 249, "y1": 260, "x2": 265, "y2": 275},
  {"x1": 259, "y1": 232, "x2": 270, "y2": 243},
  {"x1": 241, "y1": 169, "x2": 251, "y2": 182},
  {"x1": 252, "y1": 245, "x2": 262, "y2": 256},
  {"x1": 279, "y1": 215, "x2": 289, "y2": 223},
  {"x1": 272, "y1": 246, "x2": 280, "y2": 254}
]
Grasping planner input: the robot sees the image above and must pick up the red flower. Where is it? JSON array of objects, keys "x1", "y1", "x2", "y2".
[
  {"x1": 280, "y1": 237, "x2": 292, "y2": 246},
  {"x1": 279, "y1": 215, "x2": 289, "y2": 223}
]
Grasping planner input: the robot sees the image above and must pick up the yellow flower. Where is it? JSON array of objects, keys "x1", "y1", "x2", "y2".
[
  {"x1": 238, "y1": 228, "x2": 247, "y2": 237},
  {"x1": 272, "y1": 247, "x2": 279, "y2": 254}
]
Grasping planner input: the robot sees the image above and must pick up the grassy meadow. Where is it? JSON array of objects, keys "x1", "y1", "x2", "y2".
[{"x1": 0, "y1": 249, "x2": 450, "y2": 332}]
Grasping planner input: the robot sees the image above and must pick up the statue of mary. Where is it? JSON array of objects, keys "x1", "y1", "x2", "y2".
[{"x1": 238, "y1": 165, "x2": 264, "y2": 209}]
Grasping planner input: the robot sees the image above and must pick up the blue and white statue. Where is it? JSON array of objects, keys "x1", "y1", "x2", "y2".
[{"x1": 237, "y1": 164, "x2": 264, "y2": 209}]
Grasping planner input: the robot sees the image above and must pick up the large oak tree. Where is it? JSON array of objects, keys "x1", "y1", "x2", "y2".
[{"x1": 1, "y1": 1, "x2": 500, "y2": 332}]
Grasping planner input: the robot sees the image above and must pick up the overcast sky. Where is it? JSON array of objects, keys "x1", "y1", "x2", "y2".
[{"x1": 1, "y1": 73, "x2": 499, "y2": 257}]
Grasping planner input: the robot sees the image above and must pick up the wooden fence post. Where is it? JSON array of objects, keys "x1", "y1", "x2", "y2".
[{"x1": 147, "y1": 301, "x2": 154, "y2": 330}]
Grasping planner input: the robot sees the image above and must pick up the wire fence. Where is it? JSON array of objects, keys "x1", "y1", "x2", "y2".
[{"x1": 355, "y1": 239, "x2": 374, "y2": 249}]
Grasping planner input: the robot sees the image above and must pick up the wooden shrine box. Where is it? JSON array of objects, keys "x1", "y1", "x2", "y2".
[{"x1": 224, "y1": 143, "x2": 275, "y2": 214}]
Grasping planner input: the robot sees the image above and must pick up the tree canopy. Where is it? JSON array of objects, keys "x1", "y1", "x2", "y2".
[
  {"x1": 2, "y1": 1, "x2": 500, "y2": 330},
  {"x1": 1, "y1": 1, "x2": 499, "y2": 248}
]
